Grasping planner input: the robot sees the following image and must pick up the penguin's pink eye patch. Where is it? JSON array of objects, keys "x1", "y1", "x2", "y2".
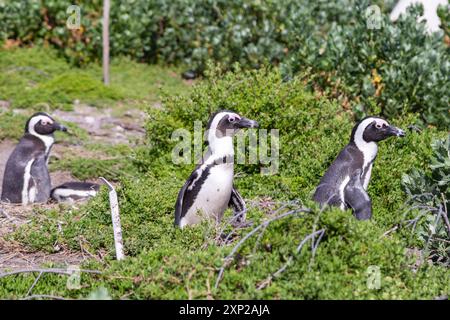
[
  {"x1": 374, "y1": 120, "x2": 388, "y2": 129},
  {"x1": 40, "y1": 119, "x2": 53, "y2": 126},
  {"x1": 229, "y1": 116, "x2": 240, "y2": 123}
]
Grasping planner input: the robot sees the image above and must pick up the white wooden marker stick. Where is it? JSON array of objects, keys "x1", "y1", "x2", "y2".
[{"x1": 100, "y1": 177, "x2": 124, "y2": 260}]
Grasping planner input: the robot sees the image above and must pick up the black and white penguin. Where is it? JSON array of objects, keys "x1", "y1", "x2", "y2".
[
  {"x1": 1, "y1": 112, "x2": 67, "y2": 204},
  {"x1": 174, "y1": 110, "x2": 258, "y2": 228},
  {"x1": 313, "y1": 116, "x2": 406, "y2": 220},
  {"x1": 51, "y1": 181, "x2": 100, "y2": 203}
]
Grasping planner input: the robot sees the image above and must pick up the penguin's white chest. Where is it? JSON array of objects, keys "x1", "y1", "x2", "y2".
[
  {"x1": 188, "y1": 164, "x2": 234, "y2": 221},
  {"x1": 361, "y1": 142, "x2": 377, "y2": 190}
]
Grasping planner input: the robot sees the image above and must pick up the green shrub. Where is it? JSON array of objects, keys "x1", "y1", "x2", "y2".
[
  {"x1": 437, "y1": 1, "x2": 450, "y2": 38},
  {"x1": 402, "y1": 135, "x2": 450, "y2": 266},
  {"x1": 142, "y1": 65, "x2": 445, "y2": 225},
  {"x1": 0, "y1": 0, "x2": 398, "y2": 69},
  {"x1": 0, "y1": 47, "x2": 124, "y2": 110},
  {"x1": 1, "y1": 1, "x2": 447, "y2": 127},
  {"x1": 13, "y1": 72, "x2": 124, "y2": 110},
  {"x1": 285, "y1": 3, "x2": 450, "y2": 129}
]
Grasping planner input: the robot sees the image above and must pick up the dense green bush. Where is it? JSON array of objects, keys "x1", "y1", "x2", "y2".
[
  {"x1": 402, "y1": 135, "x2": 450, "y2": 266},
  {"x1": 0, "y1": 47, "x2": 124, "y2": 110},
  {"x1": 1, "y1": 0, "x2": 447, "y2": 128},
  {"x1": 0, "y1": 0, "x2": 394, "y2": 67},
  {"x1": 438, "y1": 1, "x2": 450, "y2": 38},
  {"x1": 285, "y1": 3, "x2": 450, "y2": 129}
]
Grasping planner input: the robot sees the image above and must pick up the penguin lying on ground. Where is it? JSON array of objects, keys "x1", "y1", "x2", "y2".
[
  {"x1": 51, "y1": 181, "x2": 100, "y2": 203},
  {"x1": 313, "y1": 116, "x2": 406, "y2": 220},
  {"x1": 1, "y1": 112, "x2": 67, "y2": 204},
  {"x1": 174, "y1": 110, "x2": 258, "y2": 228}
]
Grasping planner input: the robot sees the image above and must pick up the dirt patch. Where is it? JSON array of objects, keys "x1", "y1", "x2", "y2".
[
  {"x1": 0, "y1": 203, "x2": 86, "y2": 270},
  {"x1": 53, "y1": 103, "x2": 147, "y2": 145},
  {"x1": 0, "y1": 242, "x2": 86, "y2": 272}
]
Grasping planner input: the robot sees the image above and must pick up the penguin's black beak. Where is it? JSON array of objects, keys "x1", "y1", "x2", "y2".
[
  {"x1": 387, "y1": 125, "x2": 406, "y2": 138},
  {"x1": 236, "y1": 117, "x2": 259, "y2": 129},
  {"x1": 54, "y1": 122, "x2": 68, "y2": 133}
]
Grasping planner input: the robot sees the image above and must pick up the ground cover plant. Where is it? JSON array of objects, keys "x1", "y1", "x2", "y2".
[{"x1": 0, "y1": 51, "x2": 448, "y2": 298}]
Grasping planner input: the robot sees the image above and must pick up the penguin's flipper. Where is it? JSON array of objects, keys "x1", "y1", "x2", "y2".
[
  {"x1": 344, "y1": 171, "x2": 372, "y2": 220},
  {"x1": 228, "y1": 186, "x2": 247, "y2": 224},
  {"x1": 174, "y1": 167, "x2": 202, "y2": 227}
]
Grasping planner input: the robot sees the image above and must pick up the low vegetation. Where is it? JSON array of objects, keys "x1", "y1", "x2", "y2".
[{"x1": 1, "y1": 50, "x2": 448, "y2": 298}]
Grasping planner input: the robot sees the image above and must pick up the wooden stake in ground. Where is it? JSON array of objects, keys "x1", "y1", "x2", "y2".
[
  {"x1": 102, "y1": 0, "x2": 110, "y2": 85},
  {"x1": 100, "y1": 177, "x2": 124, "y2": 260}
]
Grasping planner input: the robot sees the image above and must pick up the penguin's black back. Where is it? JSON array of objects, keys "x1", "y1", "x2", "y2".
[
  {"x1": 1, "y1": 135, "x2": 46, "y2": 203},
  {"x1": 313, "y1": 142, "x2": 364, "y2": 206}
]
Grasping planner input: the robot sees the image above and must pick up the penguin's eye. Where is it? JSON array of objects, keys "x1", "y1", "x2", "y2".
[
  {"x1": 229, "y1": 117, "x2": 236, "y2": 123},
  {"x1": 41, "y1": 120, "x2": 49, "y2": 126},
  {"x1": 375, "y1": 123, "x2": 382, "y2": 129}
]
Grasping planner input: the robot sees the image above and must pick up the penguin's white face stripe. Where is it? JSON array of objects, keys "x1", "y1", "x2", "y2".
[
  {"x1": 208, "y1": 112, "x2": 240, "y2": 134},
  {"x1": 354, "y1": 118, "x2": 376, "y2": 145},
  {"x1": 21, "y1": 159, "x2": 35, "y2": 205},
  {"x1": 28, "y1": 115, "x2": 55, "y2": 154},
  {"x1": 354, "y1": 117, "x2": 379, "y2": 177},
  {"x1": 207, "y1": 112, "x2": 239, "y2": 156}
]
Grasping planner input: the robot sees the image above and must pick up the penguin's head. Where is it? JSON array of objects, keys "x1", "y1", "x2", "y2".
[
  {"x1": 206, "y1": 110, "x2": 258, "y2": 140},
  {"x1": 351, "y1": 116, "x2": 405, "y2": 144},
  {"x1": 25, "y1": 112, "x2": 68, "y2": 136}
]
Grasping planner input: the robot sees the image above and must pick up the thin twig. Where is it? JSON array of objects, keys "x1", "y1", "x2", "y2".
[
  {"x1": 0, "y1": 268, "x2": 101, "y2": 279},
  {"x1": 218, "y1": 200, "x2": 299, "y2": 246},
  {"x1": 26, "y1": 271, "x2": 43, "y2": 297},
  {"x1": 256, "y1": 229, "x2": 325, "y2": 290},
  {"x1": 440, "y1": 193, "x2": 450, "y2": 239},
  {"x1": 22, "y1": 294, "x2": 67, "y2": 300},
  {"x1": 273, "y1": 229, "x2": 325, "y2": 279},
  {"x1": 214, "y1": 207, "x2": 311, "y2": 289},
  {"x1": 0, "y1": 208, "x2": 12, "y2": 220},
  {"x1": 382, "y1": 208, "x2": 433, "y2": 238}
]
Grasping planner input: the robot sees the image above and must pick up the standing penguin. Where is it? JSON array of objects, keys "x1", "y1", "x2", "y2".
[
  {"x1": 313, "y1": 116, "x2": 406, "y2": 220},
  {"x1": 174, "y1": 110, "x2": 258, "y2": 228},
  {"x1": 1, "y1": 112, "x2": 67, "y2": 204}
]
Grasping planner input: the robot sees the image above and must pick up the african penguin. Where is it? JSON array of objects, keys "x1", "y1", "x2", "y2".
[
  {"x1": 174, "y1": 110, "x2": 258, "y2": 228},
  {"x1": 313, "y1": 116, "x2": 406, "y2": 220},
  {"x1": 51, "y1": 181, "x2": 100, "y2": 203},
  {"x1": 1, "y1": 112, "x2": 67, "y2": 204}
]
